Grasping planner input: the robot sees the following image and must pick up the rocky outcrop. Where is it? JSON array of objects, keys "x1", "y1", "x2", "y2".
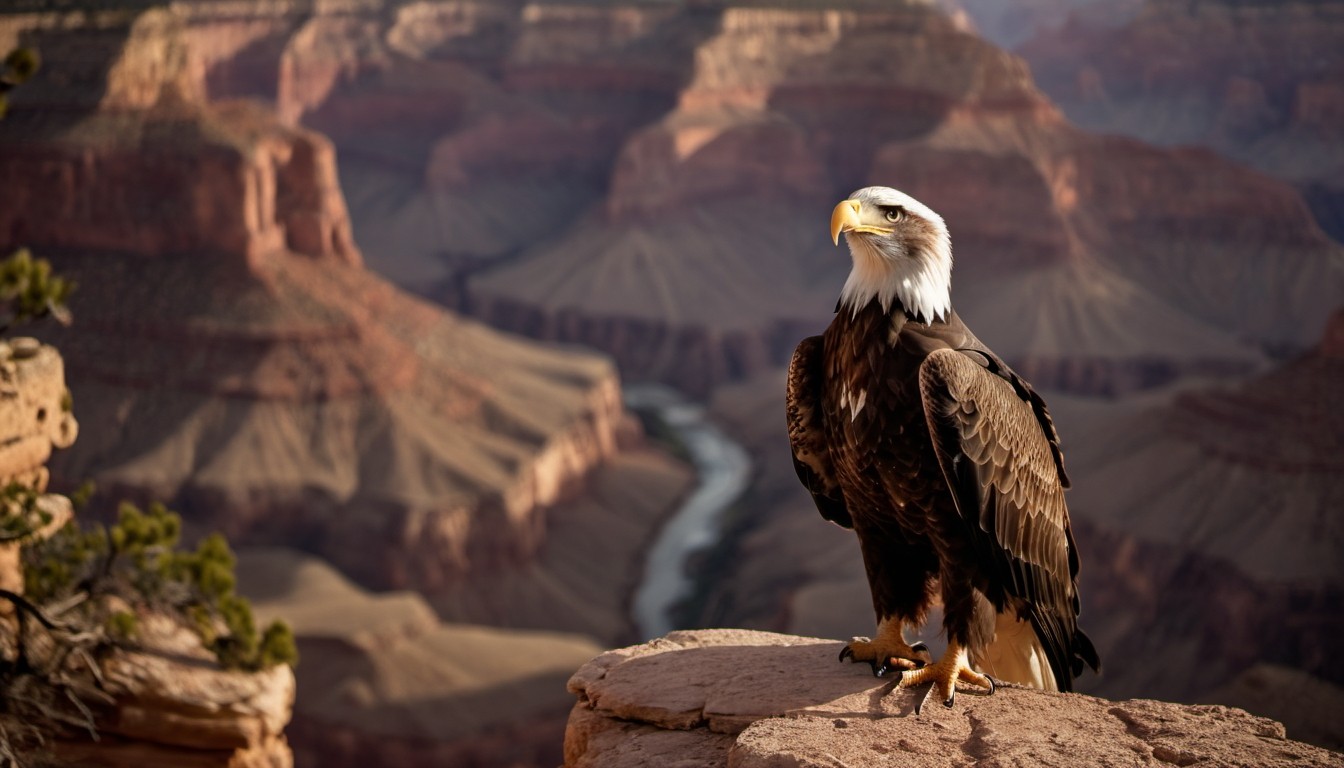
[
  {"x1": 0, "y1": 337, "x2": 76, "y2": 611},
  {"x1": 52, "y1": 615, "x2": 296, "y2": 768},
  {"x1": 563, "y1": 629, "x2": 1343, "y2": 767},
  {"x1": 0, "y1": 341, "x2": 293, "y2": 767},
  {"x1": 0, "y1": 337, "x2": 78, "y2": 492},
  {"x1": 1201, "y1": 664, "x2": 1344, "y2": 753}
]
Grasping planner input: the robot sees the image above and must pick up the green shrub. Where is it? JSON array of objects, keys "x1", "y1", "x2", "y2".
[
  {"x1": 0, "y1": 248, "x2": 73, "y2": 331},
  {"x1": 22, "y1": 501, "x2": 298, "y2": 671}
]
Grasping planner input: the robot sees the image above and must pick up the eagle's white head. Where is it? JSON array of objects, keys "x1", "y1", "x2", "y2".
[{"x1": 830, "y1": 186, "x2": 952, "y2": 323}]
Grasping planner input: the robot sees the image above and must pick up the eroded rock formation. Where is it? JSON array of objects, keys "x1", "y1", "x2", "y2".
[
  {"x1": 0, "y1": 341, "x2": 293, "y2": 767},
  {"x1": 0, "y1": 5, "x2": 688, "y2": 598},
  {"x1": 0, "y1": 336, "x2": 77, "y2": 607},
  {"x1": 0, "y1": 338, "x2": 77, "y2": 494},
  {"x1": 62, "y1": 0, "x2": 1343, "y2": 397},
  {"x1": 1020, "y1": 0, "x2": 1344, "y2": 238},
  {"x1": 52, "y1": 615, "x2": 296, "y2": 768},
  {"x1": 459, "y1": 2, "x2": 1340, "y2": 394},
  {"x1": 563, "y1": 629, "x2": 1343, "y2": 768}
]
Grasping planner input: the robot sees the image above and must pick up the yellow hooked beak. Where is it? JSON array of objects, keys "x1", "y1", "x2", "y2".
[{"x1": 830, "y1": 199, "x2": 893, "y2": 245}]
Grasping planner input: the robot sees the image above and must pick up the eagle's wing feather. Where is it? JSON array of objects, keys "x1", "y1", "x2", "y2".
[
  {"x1": 919, "y1": 348, "x2": 1095, "y2": 689},
  {"x1": 787, "y1": 335, "x2": 852, "y2": 528}
]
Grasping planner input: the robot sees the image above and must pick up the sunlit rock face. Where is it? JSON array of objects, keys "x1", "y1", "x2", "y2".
[{"x1": 57, "y1": 1, "x2": 1341, "y2": 398}]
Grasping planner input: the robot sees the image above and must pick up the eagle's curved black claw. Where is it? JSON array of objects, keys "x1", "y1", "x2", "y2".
[
  {"x1": 943, "y1": 694, "x2": 955, "y2": 708},
  {"x1": 913, "y1": 681, "x2": 935, "y2": 716},
  {"x1": 986, "y1": 676, "x2": 996, "y2": 695},
  {"x1": 872, "y1": 660, "x2": 887, "y2": 678},
  {"x1": 839, "y1": 646, "x2": 854, "y2": 663}
]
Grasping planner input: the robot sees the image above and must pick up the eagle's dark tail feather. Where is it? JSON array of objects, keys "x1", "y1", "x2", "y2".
[{"x1": 1073, "y1": 628, "x2": 1101, "y2": 678}]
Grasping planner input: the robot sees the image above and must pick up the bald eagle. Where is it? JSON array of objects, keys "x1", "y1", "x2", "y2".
[{"x1": 787, "y1": 186, "x2": 1099, "y2": 710}]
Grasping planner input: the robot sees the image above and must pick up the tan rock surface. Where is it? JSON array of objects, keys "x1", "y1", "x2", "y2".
[
  {"x1": 564, "y1": 629, "x2": 1344, "y2": 768},
  {"x1": 0, "y1": 339, "x2": 76, "y2": 613},
  {"x1": 1202, "y1": 664, "x2": 1344, "y2": 754},
  {"x1": 51, "y1": 614, "x2": 295, "y2": 768},
  {"x1": 0, "y1": 339, "x2": 78, "y2": 490}
]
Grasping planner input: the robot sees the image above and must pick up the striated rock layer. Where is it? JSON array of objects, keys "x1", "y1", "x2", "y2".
[
  {"x1": 461, "y1": 1, "x2": 1342, "y2": 394},
  {"x1": 1051, "y1": 307, "x2": 1344, "y2": 701},
  {"x1": 76, "y1": 0, "x2": 1344, "y2": 397},
  {"x1": 563, "y1": 629, "x2": 1343, "y2": 768},
  {"x1": 0, "y1": 6, "x2": 681, "y2": 599},
  {"x1": 51, "y1": 615, "x2": 296, "y2": 768},
  {"x1": 1019, "y1": 0, "x2": 1344, "y2": 239}
]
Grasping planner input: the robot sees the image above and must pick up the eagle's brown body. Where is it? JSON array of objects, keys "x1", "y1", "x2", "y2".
[
  {"x1": 819, "y1": 300, "x2": 993, "y2": 647},
  {"x1": 789, "y1": 296, "x2": 1098, "y2": 694}
]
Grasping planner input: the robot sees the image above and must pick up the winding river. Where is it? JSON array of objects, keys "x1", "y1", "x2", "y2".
[{"x1": 627, "y1": 384, "x2": 752, "y2": 640}]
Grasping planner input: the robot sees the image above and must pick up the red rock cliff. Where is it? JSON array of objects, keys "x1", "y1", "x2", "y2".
[{"x1": 0, "y1": 5, "x2": 679, "y2": 602}]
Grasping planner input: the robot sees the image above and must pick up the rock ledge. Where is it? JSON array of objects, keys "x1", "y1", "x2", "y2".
[{"x1": 564, "y1": 629, "x2": 1343, "y2": 767}]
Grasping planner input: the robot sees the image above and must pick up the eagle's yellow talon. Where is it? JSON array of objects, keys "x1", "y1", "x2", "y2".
[
  {"x1": 838, "y1": 623, "x2": 930, "y2": 677},
  {"x1": 897, "y1": 640, "x2": 992, "y2": 712}
]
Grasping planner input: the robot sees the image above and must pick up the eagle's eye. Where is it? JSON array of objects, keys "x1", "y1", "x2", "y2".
[{"x1": 884, "y1": 208, "x2": 904, "y2": 223}]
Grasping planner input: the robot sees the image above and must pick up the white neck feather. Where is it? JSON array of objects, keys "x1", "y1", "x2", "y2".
[{"x1": 839, "y1": 235, "x2": 952, "y2": 322}]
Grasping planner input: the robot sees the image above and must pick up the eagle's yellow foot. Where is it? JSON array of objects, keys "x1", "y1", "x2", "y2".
[
  {"x1": 839, "y1": 626, "x2": 931, "y2": 678},
  {"x1": 898, "y1": 640, "x2": 995, "y2": 713}
]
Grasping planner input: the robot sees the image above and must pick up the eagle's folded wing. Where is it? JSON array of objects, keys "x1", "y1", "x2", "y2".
[
  {"x1": 919, "y1": 348, "x2": 1097, "y2": 689},
  {"x1": 787, "y1": 335, "x2": 852, "y2": 529}
]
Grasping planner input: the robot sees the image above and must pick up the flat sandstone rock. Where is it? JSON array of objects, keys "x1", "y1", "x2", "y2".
[{"x1": 564, "y1": 629, "x2": 1343, "y2": 768}]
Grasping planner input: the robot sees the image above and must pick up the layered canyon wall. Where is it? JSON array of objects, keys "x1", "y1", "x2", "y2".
[
  {"x1": 108, "y1": 0, "x2": 1344, "y2": 396},
  {"x1": 27, "y1": 0, "x2": 1327, "y2": 399},
  {"x1": 0, "y1": 5, "x2": 682, "y2": 599},
  {"x1": 1019, "y1": 0, "x2": 1344, "y2": 239}
]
